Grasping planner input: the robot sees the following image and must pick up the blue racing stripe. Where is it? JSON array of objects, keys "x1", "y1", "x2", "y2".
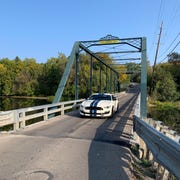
[
  {"x1": 93, "y1": 100, "x2": 100, "y2": 116},
  {"x1": 90, "y1": 99, "x2": 100, "y2": 116},
  {"x1": 90, "y1": 100, "x2": 95, "y2": 115}
]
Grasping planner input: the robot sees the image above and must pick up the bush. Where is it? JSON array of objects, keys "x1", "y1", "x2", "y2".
[{"x1": 153, "y1": 71, "x2": 179, "y2": 101}]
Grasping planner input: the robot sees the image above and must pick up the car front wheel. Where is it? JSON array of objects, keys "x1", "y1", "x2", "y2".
[{"x1": 110, "y1": 107, "x2": 114, "y2": 117}]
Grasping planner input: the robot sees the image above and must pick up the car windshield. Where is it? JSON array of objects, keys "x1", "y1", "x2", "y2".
[{"x1": 89, "y1": 94, "x2": 111, "y2": 100}]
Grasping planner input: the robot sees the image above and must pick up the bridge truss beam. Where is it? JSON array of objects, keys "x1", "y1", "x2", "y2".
[{"x1": 53, "y1": 35, "x2": 147, "y2": 119}]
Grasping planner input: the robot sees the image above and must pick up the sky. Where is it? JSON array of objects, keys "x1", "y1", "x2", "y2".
[{"x1": 0, "y1": 0, "x2": 180, "y2": 65}]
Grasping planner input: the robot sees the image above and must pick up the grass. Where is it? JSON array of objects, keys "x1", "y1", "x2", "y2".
[{"x1": 131, "y1": 159, "x2": 156, "y2": 179}]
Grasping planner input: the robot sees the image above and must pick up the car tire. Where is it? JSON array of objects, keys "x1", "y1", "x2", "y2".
[
  {"x1": 116, "y1": 103, "x2": 119, "y2": 112},
  {"x1": 80, "y1": 114, "x2": 84, "y2": 118},
  {"x1": 110, "y1": 107, "x2": 114, "y2": 117}
]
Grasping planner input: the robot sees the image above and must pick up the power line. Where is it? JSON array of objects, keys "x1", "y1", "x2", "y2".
[
  {"x1": 159, "y1": 32, "x2": 180, "y2": 58},
  {"x1": 159, "y1": 0, "x2": 180, "y2": 56},
  {"x1": 159, "y1": 40, "x2": 180, "y2": 63},
  {"x1": 149, "y1": 0, "x2": 164, "y2": 53},
  {"x1": 157, "y1": 0, "x2": 164, "y2": 27},
  {"x1": 163, "y1": 0, "x2": 180, "y2": 42},
  {"x1": 170, "y1": 40, "x2": 180, "y2": 52}
]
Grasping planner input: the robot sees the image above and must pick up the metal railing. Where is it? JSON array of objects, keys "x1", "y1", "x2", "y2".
[
  {"x1": 133, "y1": 115, "x2": 180, "y2": 179},
  {"x1": 133, "y1": 94, "x2": 180, "y2": 179},
  {"x1": 0, "y1": 99, "x2": 84, "y2": 131}
]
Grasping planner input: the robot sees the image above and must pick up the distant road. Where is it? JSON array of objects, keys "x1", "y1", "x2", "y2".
[{"x1": 0, "y1": 88, "x2": 139, "y2": 180}]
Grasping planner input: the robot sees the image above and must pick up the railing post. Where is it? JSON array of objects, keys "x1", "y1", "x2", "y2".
[
  {"x1": 61, "y1": 104, "x2": 65, "y2": 115},
  {"x1": 19, "y1": 111, "x2": 25, "y2": 128},
  {"x1": 44, "y1": 107, "x2": 48, "y2": 121},
  {"x1": 13, "y1": 110, "x2": 19, "y2": 131}
]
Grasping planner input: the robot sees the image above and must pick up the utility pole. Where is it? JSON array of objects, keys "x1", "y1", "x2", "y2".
[{"x1": 150, "y1": 22, "x2": 163, "y2": 95}]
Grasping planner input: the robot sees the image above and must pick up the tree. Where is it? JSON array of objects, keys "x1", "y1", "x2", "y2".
[
  {"x1": 168, "y1": 52, "x2": 180, "y2": 64},
  {"x1": 126, "y1": 62, "x2": 141, "y2": 82},
  {"x1": 0, "y1": 58, "x2": 18, "y2": 95},
  {"x1": 0, "y1": 64, "x2": 7, "y2": 95},
  {"x1": 153, "y1": 69, "x2": 179, "y2": 101},
  {"x1": 159, "y1": 62, "x2": 180, "y2": 92},
  {"x1": 38, "y1": 54, "x2": 67, "y2": 96}
]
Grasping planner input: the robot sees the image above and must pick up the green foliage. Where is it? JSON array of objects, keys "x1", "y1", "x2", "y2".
[
  {"x1": 158, "y1": 62, "x2": 180, "y2": 92},
  {"x1": 153, "y1": 70, "x2": 179, "y2": 101},
  {"x1": 148, "y1": 101, "x2": 180, "y2": 132},
  {"x1": 148, "y1": 61, "x2": 180, "y2": 102},
  {"x1": 0, "y1": 53, "x2": 67, "y2": 97},
  {"x1": 168, "y1": 52, "x2": 180, "y2": 64},
  {"x1": 126, "y1": 62, "x2": 141, "y2": 82},
  {"x1": 0, "y1": 63, "x2": 7, "y2": 95},
  {"x1": 147, "y1": 57, "x2": 180, "y2": 132},
  {"x1": 37, "y1": 53, "x2": 67, "y2": 96},
  {"x1": 0, "y1": 52, "x2": 121, "y2": 100},
  {"x1": 140, "y1": 159, "x2": 152, "y2": 168}
]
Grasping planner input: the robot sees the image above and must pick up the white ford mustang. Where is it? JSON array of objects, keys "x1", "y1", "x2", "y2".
[{"x1": 80, "y1": 93, "x2": 119, "y2": 117}]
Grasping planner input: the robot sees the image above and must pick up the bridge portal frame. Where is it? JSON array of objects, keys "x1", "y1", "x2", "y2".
[{"x1": 53, "y1": 35, "x2": 147, "y2": 119}]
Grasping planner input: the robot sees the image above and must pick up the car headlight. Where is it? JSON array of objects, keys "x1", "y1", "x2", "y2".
[
  {"x1": 80, "y1": 105, "x2": 84, "y2": 108},
  {"x1": 104, "y1": 105, "x2": 111, "y2": 109}
]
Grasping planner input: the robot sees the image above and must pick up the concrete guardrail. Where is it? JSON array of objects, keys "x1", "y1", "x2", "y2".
[{"x1": 0, "y1": 99, "x2": 84, "y2": 131}]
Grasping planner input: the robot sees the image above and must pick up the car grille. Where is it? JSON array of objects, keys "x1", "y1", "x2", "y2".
[{"x1": 85, "y1": 107, "x2": 103, "y2": 110}]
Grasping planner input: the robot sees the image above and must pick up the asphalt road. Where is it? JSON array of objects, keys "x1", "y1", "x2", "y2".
[{"x1": 0, "y1": 89, "x2": 139, "y2": 180}]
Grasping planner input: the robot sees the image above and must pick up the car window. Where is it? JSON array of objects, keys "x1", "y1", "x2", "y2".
[{"x1": 89, "y1": 94, "x2": 111, "y2": 100}]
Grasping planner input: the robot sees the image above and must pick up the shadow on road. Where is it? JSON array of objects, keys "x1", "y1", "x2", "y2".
[{"x1": 88, "y1": 94, "x2": 138, "y2": 180}]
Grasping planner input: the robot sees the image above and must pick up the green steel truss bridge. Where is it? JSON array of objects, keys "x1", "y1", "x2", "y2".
[
  {"x1": 0, "y1": 35, "x2": 179, "y2": 179},
  {"x1": 53, "y1": 35, "x2": 147, "y2": 119}
]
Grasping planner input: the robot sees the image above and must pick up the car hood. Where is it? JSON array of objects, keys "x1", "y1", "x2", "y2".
[{"x1": 81, "y1": 100, "x2": 111, "y2": 107}]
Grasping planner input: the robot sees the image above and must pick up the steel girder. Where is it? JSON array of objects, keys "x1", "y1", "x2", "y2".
[
  {"x1": 53, "y1": 35, "x2": 147, "y2": 119},
  {"x1": 53, "y1": 42, "x2": 80, "y2": 103}
]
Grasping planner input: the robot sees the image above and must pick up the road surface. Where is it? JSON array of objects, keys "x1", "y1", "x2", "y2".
[{"x1": 0, "y1": 90, "x2": 138, "y2": 180}]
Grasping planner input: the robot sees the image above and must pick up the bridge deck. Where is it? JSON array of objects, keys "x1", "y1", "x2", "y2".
[{"x1": 0, "y1": 91, "x2": 138, "y2": 180}]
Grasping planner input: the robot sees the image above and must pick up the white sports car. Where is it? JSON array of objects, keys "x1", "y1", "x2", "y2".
[{"x1": 80, "y1": 93, "x2": 119, "y2": 117}]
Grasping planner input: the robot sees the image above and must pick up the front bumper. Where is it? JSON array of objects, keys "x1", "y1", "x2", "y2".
[{"x1": 80, "y1": 107, "x2": 111, "y2": 117}]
